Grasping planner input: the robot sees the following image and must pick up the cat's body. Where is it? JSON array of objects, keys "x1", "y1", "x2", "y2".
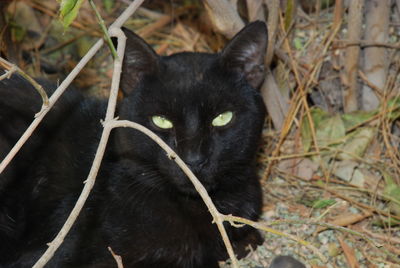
[{"x1": 0, "y1": 21, "x2": 304, "y2": 268}]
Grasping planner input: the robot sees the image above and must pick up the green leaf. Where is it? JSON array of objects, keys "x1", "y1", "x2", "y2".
[
  {"x1": 372, "y1": 217, "x2": 400, "y2": 227},
  {"x1": 10, "y1": 22, "x2": 26, "y2": 42},
  {"x1": 293, "y1": 37, "x2": 303, "y2": 50},
  {"x1": 385, "y1": 96, "x2": 400, "y2": 120},
  {"x1": 341, "y1": 110, "x2": 376, "y2": 131},
  {"x1": 59, "y1": 0, "x2": 86, "y2": 29},
  {"x1": 301, "y1": 107, "x2": 329, "y2": 152},
  {"x1": 316, "y1": 114, "x2": 345, "y2": 147},
  {"x1": 383, "y1": 171, "x2": 400, "y2": 216},
  {"x1": 312, "y1": 199, "x2": 336, "y2": 209},
  {"x1": 102, "y1": 0, "x2": 114, "y2": 13}
]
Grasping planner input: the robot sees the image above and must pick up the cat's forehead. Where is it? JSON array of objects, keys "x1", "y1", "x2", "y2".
[
  {"x1": 146, "y1": 52, "x2": 239, "y2": 104},
  {"x1": 159, "y1": 52, "x2": 217, "y2": 85},
  {"x1": 131, "y1": 51, "x2": 253, "y2": 115}
]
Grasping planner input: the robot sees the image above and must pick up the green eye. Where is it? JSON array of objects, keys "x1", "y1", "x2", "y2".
[
  {"x1": 212, "y1": 111, "x2": 233, "y2": 127},
  {"x1": 151, "y1": 115, "x2": 173, "y2": 129}
]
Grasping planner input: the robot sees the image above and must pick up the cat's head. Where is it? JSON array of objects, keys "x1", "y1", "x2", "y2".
[{"x1": 116, "y1": 21, "x2": 267, "y2": 196}]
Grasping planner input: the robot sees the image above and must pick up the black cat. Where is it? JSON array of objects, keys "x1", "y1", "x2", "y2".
[{"x1": 0, "y1": 21, "x2": 303, "y2": 268}]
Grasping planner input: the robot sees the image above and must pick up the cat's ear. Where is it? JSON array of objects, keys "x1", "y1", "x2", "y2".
[
  {"x1": 220, "y1": 21, "x2": 268, "y2": 89},
  {"x1": 119, "y1": 27, "x2": 159, "y2": 95}
]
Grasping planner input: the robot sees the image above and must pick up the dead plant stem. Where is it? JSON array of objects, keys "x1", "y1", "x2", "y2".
[
  {"x1": 0, "y1": 39, "x2": 103, "y2": 175},
  {"x1": 0, "y1": 57, "x2": 49, "y2": 106},
  {"x1": 31, "y1": 0, "x2": 146, "y2": 266},
  {"x1": 107, "y1": 119, "x2": 240, "y2": 268},
  {"x1": 31, "y1": 26, "x2": 126, "y2": 268}
]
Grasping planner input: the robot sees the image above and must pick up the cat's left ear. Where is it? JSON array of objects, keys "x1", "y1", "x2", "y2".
[
  {"x1": 119, "y1": 27, "x2": 160, "y2": 95},
  {"x1": 220, "y1": 21, "x2": 268, "y2": 89}
]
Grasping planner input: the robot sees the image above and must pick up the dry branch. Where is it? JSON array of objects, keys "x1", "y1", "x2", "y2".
[
  {"x1": 343, "y1": 0, "x2": 364, "y2": 112},
  {"x1": 262, "y1": 0, "x2": 289, "y2": 130},
  {"x1": 31, "y1": 0, "x2": 146, "y2": 266},
  {"x1": 31, "y1": 28, "x2": 126, "y2": 268},
  {"x1": 0, "y1": 39, "x2": 104, "y2": 175},
  {"x1": 0, "y1": 57, "x2": 49, "y2": 106},
  {"x1": 264, "y1": 0, "x2": 280, "y2": 67},
  {"x1": 203, "y1": 0, "x2": 244, "y2": 38},
  {"x1": 361, "y1": 0, "x2": 390, "y2": 110},
  {"x1": 261, "y1": 70, "x2": 289, "y2": 130},
  {"x1": 203, "y1": 0, "x2": 289, "y2": 129},
  {"x1": 108, "y1": 247, "x2": 124, "y2": 268},
  {"x1": 28, "y1": 1, "x2": 239, "y2": 267},
  {"x1": 107, "y1": 120, "x2": 239, "y2": 267}
]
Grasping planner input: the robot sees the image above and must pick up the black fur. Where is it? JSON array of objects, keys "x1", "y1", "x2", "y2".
[{"x1": 0, "y1": 21, "x2": 270, "y2": 267}]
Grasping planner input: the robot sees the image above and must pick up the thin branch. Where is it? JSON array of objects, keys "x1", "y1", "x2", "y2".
[
  {"x1": 0, "y1": 39, "x2": 104, "y2": 175},
  {"x1": 31, "y1": 0, "x2": 145, "y2": 266},
  {"x1": 107, "y1": 119, "x2": 240, "y2": 268},
  {"x1": 343, "y1": 0, "x2": 364, "y2": 112},
  {"x1": 264, "y1": 0, "x2": 279, "y2": 66},
  {"x1": 0, "y1": 57, "x2": 49, "y2": 106},
  {"x1": 361, "y1": 0, "x2": 390, "y2": 110},
  {"x1": 0, "y1": 65, "x2": 17, "y2": 80},
  {"x1": 108, "y1": 247, "x2": 124, "y2": 268},
  {"x1": 89, "y1": 0, "x2": 118, "y2": 59},
  {"x1": 334, "y1": 40, "x2": 400, "y2": 49},
  {"x1": 3, "y1": 1, "x2": 240, "y2": 267},
  {"x1": 266, "y1": 219, "x2": 400, "y2": 263},
  {"x1": 222, "y1": 214, "x2": 327, "y2": 263},
  {"x1": 31, "y1": 27, "x2": 126, "y2": 268}
]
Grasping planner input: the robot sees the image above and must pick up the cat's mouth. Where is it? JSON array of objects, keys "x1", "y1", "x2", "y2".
[
  {"x1": 169, "y1": 166, "x2": 217, "y2": 196},
  {"x1": 175, "y1": 180, "x2": 217, "y2": 197}
]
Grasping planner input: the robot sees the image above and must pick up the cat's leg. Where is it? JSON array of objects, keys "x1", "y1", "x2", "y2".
[{"x1": 230, "y1": 226, "x2": 264, "y2": 259}]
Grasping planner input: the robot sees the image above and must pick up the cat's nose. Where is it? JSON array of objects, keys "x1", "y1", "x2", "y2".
[{"x1": 184, "y1": 154, "x2": 207, "y2": 170}]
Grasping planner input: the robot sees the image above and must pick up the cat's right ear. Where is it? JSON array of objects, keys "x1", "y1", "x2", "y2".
[
  {"x1": 220, "y1": 21, "x2": 268, "y2": 90},
  {"x1": 118, "y1": 27, "x2": 159, "y2": 95}
]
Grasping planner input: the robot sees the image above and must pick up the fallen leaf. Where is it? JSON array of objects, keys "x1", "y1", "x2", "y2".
[
  {"x1": 338, "y1": 127, "x2": 376, "y2": 160},
  {"x1": 338, "y1": 238, "x2": 360, "y2": 268}
]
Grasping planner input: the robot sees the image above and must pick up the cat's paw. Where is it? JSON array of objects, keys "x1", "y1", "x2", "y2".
[
  {"x1": 233, "y1": 229, "x2": 264, "y2": 259},
  {"x1": 269, "y1": 255, "x2": 306, "y2": 268}
]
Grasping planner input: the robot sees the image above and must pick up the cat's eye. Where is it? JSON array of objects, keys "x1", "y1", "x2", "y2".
[
  {"x1": 151, "y1": 115, "x2": 173, "y2": 129},
  {"x1": 212, "y1": 111, "x2": 233, "y2": 127}
]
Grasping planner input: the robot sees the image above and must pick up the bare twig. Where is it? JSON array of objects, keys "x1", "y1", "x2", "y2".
[
  {"x1": 0, "y1": 65, "x2": 17, "y2": 80},
  {"x1": 343, "y1": 0, "x2": 364, "y2": 112},
  {"x1": 3, "y1": 2, "x2": 250, "y2": 267},
  {"x1": 107, "y1": 119, "x2": 240, "y2": 268},
  {"x1": 31, "y1": 27, "x2": 126, "y2": 268},
  {"x1": 108, "y1": 247, "x2": 124, "y2": 268},
  {"x1": 335, "y1": 40, "x2": 400, "y2": 50},
  {"x1": 264, "y1": 0, "x2": 279, "y2": 66},
  {"x1": 0, "y1": 57, "x2": 49, "y2": 106},
  {"x1": 89, "y1": 0, "x2": 118, "y2": 59},
  {"x1": 0, "y1": 39, "x2": 104, "y2": 175},
  {"x1": 0, "y1": 0, "x2": 145, "y2": 179},
  {"x1": 266, "y1": 218, "x2": 400, "y2": 263},
  {"x1": 261, "y1": 70, "x2": 289, "y2": 130},
  {"x1": 31, "y1": 0, "x2": 145, "y2": 266},
  {"x1": 260, "y1": 0, "x2": 290, "y2": 130},
  {"x1": 361, "y1": 0, "x2": 390, "y2": 110},
  {"x1": 221, "y1": 214, "x2": 328, "y2": 263}
]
